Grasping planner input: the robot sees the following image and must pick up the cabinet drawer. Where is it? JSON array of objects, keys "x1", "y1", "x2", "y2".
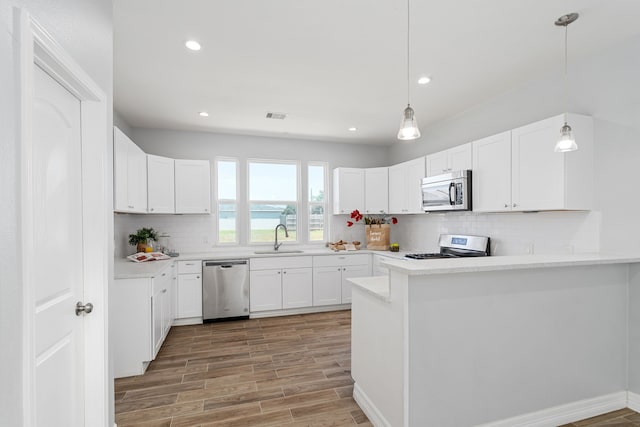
[
  {"x1": 250, "y1": 256, "x2": 312, "y2": 271},
  {"x1": 313, "y1": 254, "x2": 370, "y2": 267},
  {"x1": 178, "y1": 260, "x2": 202, "y2": 274},
  {"x1": 152, "y1": 265, "x2": 172, "y2": 294}
]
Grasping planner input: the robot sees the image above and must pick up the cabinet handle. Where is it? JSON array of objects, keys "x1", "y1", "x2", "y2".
[
  {"x1": 196, "y1": 276, "x2": 200, "y2": 279},
  {"x1": 277, "y1": 271, "x2": 281, "y2": 274},
  {"x1": 204, "y1": 209, "x2": 208, "y2": 212},
  {"x1": 161, "y1": 273, "x2": 166, "y2": 277},
  {"x1": 504, "y1": 204, "x2": 508, "y2": 208},
  {"x1": 513, "y1": 203, "x2": 517, "y2": 208},
  {"x1": 150, "y1": 208, "x2": 154, "y2": 212},
  {"x1": 283, "y1": 271, "x2": 287, "y2": 274},
  {"x1": 337, "y1": 268, "x2": 341, "y2": 271},
  {"x1": 128, "y1": 205, "x2": 134, "y2": 209},
  {"x1": 162, "y1": 289, "x2": 167, "y2": 293}
]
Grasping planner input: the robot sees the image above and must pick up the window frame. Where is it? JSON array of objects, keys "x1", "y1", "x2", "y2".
[
  {"x1": 307, "y1": 161, "x2": 328, "y2": 243},
  {"x1": 215, "y1": 157, "x2": 239, "y2": 245},
  {"x1": 246, "y1": 158, "x2": 301, "y2": 245}
]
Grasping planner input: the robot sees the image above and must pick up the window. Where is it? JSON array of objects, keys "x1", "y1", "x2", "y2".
[
  {"x1": 308, "y1": 163, "x2": 327, "y2": 241},
  {"x1": 248, "y1": 160, "x2": 298, "y2": 243},
  {"x1": 217, "y1": 159, "x2": 238, "y2": 243}
]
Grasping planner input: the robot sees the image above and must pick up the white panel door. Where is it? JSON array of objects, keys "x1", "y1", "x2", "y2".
[
  {"x1": 448, "y1": 143, "x2": 473, "y2": 172},
  {"x1": 472, "y1": 131, "x2": 513, "y2": 212},
  {"x1": 333, "y1": 168, "x2": 365, "y2": 214},
  {"x1": 313, "y1": 266, "x2": 342, "y2": 306},
  {"x1": 249, "y1": 270, "x2": 283, "y2": 311},
  {"x1": 387, "y1": 164, "x2": 406, "y2": 214},
  {"x1": 364, "y1": 167, "x2": 389, "y2": 214},
  {"x1": 341, "y1": 264, "x2": 371, "y2": 304},
  {"x1": 147, "y1": 154, "x2": 175, "y2": 213},
  {"x1": 175, "y1": 159, "x2": 211, "y2": 213},
  {"x1": 425, "y1": 151, "x2": 449, "y2": 176},
  {"x1": 404, "y1": 157, "x2": 426, "y2": 214},
  {"x1": 32, "y1": 65, "x2": 84, "y2": 427},
  {"x1": 282, "y1": 268, "x2": 313, "y2": 309},
  {"x1": 177, "y1": 273, "x2": 203, "y2": 318}
]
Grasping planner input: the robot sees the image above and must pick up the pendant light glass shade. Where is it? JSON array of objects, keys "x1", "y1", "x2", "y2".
[
  {"x1": 554, "y1": 122, "x2": 577, "y2": 152},
  {"x1": 397, "y1": 105, "x2": 421, "y2": 140}
]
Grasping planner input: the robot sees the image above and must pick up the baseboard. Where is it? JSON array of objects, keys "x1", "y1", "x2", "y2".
[
  {"x1": 628, "y1": 391, "x2": 640, "y2": 412},
  {"x1": 477, "y1": 391, "x2": 628, "y2": 427},
  {"x1": 172, "y1": 317, "x2": 203, "y2": 326},
  {"x1": 353, "y1": 383, "x2": 392, "y2": 427},
  {"x1": 249, "y1": 304, "x2": 351, "y2": 319}
]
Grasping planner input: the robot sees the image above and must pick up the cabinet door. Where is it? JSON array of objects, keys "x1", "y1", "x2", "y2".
[
  {"x1": 151, "y1": 289, "x2": 163, "y2": 357},
  {"x1": 282, "y1": 268, "x2": 313, "y2": 309},
  {"x1": 114, "y1": 126, "x2": 147, "y2": 213},
  {"x1": 250, "y1": 270, "x2": 283, "y2": 312},
  {"x1": 113, "y1": 127, "x2": 129, "y2": 212},
  {"x1": 175, "y1": 159, "x2": 211, "y2": 214},
  {"x1": 387, "y1": 164, "x2": 406, "y2": 214},
  {"x1": 472, "y1": 131, "x2": 512, "y2": 212},
  {"x1": 404, "y1": 157, "x2": 426, "y2": 214},
  {"x1": 333, "y1": 168, "x2": 364, "y2": 214},
  {"x1": 313, "y1": 266, "x2": 342, "y2": 306},
  {"x1": 341, "y1": 264, "x2": 371, "y2": 304},
  {"x1": 448, "y1": 143, "x2": 472, "y2": 172},
  {"x1": 177, "y1": 273, "x2": 203, "y2": 318},
  {"x1": 512, "y1": 116, "x2": 565, "y2": 211},
  {"x1": 147, "y1": 154, "x2": 175, "y2": 213},
  {"x1": 364, "y1": 167, "x2": 389, "y2": 214},
  {"x1": 425, "y1": 151, "x2": 449, "y2": 177}
]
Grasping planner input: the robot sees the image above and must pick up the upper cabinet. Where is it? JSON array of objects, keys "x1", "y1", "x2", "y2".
[
  {"x1": 364, "y1": 167, "x2": 389, "y2": 214},
  {"x1": 147, "y1": 154, "x2": 175, "y2": 214},
  {"x1": 425, "y1": 143, "x2": 472, "y2": 177},
  {"x1": 114, "y1": 126, "x2": 147, "y2": 213},
  {"x1": 174, "y1": 159, "x2": 211, "y2": 214},
  {"x1": 473, "y1": 114, "x2": 594, "y2": 212},
  {"x1": 333, "y1": 168, "x2": 364, "y2": 214},
  {"x1": 388, "y1": 157, "x2": 425, "y2": 214}
]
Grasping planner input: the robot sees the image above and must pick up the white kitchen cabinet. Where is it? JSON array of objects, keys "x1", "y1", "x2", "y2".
[
  {"x1": 147, "y1": 154, "x2": 175, "y2": 213},
  {"x1": 426, "y1": 143, "x2": 472, "y2": 177},
  {"x1": 472, "y1": 114, "x2": 593, "y2": 212},
  {"x1": 372, "y1": 254, "x2": 391, "y2": 276},
  {"x1": 175, "y1": 159, "x2": 211, "y2": 214},
  {"x1": 114, "y1": 126, "x2": 147, "y2": 213},
  {"x1": 312, "y1": 254, "x2": 371, "y2": 306},
  {"x1": 333, "y1": 167, "x2": 365, "y2": 214},
  {"x1": 112, "y1": 262, "x2": 174, "y2": 378},
  {"x1": 249, "y1": 256, "x2": 313, "y2": 312},
  {"x1": 364, "y1": 167, "x2": 389, "y2": 214},
  {"x1": 177, "y1": 260, "x2": 202, "y2": 319},
  {"x1": 388, "y1": 157, "x2": 426, "y2": 214}
]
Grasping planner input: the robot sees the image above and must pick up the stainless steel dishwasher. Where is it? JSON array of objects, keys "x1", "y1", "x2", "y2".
[{"x1": 202, "y1": 259, "x2": 249, "y2": 321}]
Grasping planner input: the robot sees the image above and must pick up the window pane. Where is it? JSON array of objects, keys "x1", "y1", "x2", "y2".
[
  {"x1": 308, "y1": 165, "x2": 325, "y2": 202},
  {"x1": 217, "y1": 161, "x2": 236, "y2": 200},
  {"x1": 249, "y1": 162, "x2": 296, "y2": 201},
  {"x1": 309, "y1": 204, "x2": 324, "y2": 241},
  {"x1": 218, "y1": 203, "x2": 237, "y2": 243},
  {"x1": 250, "y1": 203, "x2": 297, "y2": 242}
]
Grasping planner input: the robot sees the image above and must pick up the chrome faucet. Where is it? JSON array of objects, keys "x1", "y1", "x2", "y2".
[{"x1": 274, "y1": 223, "x2": 289, "y2": 251}]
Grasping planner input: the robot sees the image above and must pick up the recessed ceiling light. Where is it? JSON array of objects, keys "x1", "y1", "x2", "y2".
[
  {"x1": 348, "y1": 127, "x2": 357, "y2": 132},
  {"x1": 418, "y1": 76, "x2": 431, "y2": 85},
  {"x1": 198, "y1": 111, "x2": 209, "y2": 117},
  {"x1": 185, "y1": 40, "x2": 201, "y2": 51}
]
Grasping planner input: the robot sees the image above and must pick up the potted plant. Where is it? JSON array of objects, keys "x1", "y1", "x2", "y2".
[{"x1": 128, "y1": 227, "x2": 158, "y2": 253}]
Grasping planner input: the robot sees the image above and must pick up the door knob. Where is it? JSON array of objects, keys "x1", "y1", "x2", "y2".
[{"x1": 75, "y1": 301, "x2": 93, "y2": 316}]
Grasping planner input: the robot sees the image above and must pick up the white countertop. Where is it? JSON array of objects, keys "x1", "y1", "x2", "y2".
[
  {"x1": 379, "y1": 252, "x2": 640, "y2": 276},
  {"x1": 348, "y1": 276, "x2": 390, "y2": 302},
  {"x1": 114, "y1": 247, "x2": 408, "y2": 279}
]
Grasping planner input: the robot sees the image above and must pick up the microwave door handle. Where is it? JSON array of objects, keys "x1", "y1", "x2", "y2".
[{"x1": 449, "y1": 182, "x2": 456, "y2": 206}]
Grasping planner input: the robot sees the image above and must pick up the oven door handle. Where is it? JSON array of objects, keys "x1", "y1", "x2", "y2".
[{"x1": 449, "y1": 182, "x2": 456, "y2": 205}]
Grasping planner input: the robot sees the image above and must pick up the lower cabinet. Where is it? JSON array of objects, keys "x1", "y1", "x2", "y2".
[
  {"x1": 312, "y1": 254, "x2": 371, "y2": 306},
  {"x1": 250, "y1": 256, "x2": 313, "y2": 312},
  {"x1": 112, "y1": 262, "x2": 174, "y2": 378},
  {"x1": 177, "y1": 260, "x2": 202, "y2": 319}
]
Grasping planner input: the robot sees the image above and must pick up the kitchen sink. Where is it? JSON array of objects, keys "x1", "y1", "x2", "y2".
[{"x1": 253, "y1": 250, "x2": 304, "y2": 254}]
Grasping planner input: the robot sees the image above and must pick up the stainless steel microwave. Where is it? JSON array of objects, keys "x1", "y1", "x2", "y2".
[{"x1": 421, "y1": 170, "x2": 472, "y2": 212}]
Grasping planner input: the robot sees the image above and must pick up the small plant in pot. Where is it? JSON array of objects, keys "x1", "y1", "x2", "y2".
[{"x1": 128, "y1": 227, "x2": 158, "y2": 253}]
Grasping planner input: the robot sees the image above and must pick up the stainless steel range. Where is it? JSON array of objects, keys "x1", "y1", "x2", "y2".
[{"x1": 405, "y1": 234, "x2": 490, "y2": 259}]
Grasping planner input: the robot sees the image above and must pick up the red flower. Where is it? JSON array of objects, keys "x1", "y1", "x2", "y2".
[
  {"x1": 391, "y1": 217, "x2": 398, "y2": 224},
  {"x1": 347, "y1": 221, "x2": 354, "y2": 227},
  {"x1": 350, "y1": 209, "x2": 360, "y2": 219}
]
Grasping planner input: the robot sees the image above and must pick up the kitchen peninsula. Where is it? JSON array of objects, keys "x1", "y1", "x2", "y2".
[{"x1": 350, "y1": 254, "x2": 640, "y2": 427}]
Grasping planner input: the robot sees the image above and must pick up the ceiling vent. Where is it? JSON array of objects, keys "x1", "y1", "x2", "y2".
[{"x1": 265, "y1": 112, "x2": 287, "y2": 120}]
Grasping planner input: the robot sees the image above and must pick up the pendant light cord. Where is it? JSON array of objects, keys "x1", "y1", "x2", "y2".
[
  {"x1": 406, "y1": 0, "x2": 411, "y2": 106},
  {"x1": 563, "y1": 23, "x2": 568, "y2": 123}
]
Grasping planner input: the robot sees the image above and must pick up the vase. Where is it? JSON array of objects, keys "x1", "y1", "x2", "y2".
[
  {"x1": 136, "y1": 242, "x2": 148, "y2": 253},
  {"x1": 365, "y1": 224, "x2": 390, "y2": 250}
]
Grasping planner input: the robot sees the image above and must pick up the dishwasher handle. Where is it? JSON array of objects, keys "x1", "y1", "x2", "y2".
[{"x1": 203, "y1": 259, "x2": 248, "y2": 268}]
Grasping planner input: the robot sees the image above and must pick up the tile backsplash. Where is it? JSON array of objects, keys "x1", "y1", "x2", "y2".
[{"x1": 115, "y1": 210, "x2": 600, "y2": 257}]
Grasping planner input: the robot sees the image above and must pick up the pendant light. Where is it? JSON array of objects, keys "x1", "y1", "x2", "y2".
[
  {"x1": 397, "y1": 0, "x2": 420, "y2": 141},
  {"x1": 554, "y1": 13, "x2": 579, "y2": 153}
]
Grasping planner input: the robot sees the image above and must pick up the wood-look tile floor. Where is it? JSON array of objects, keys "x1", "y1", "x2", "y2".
[
  {"x1": 115, "y1": 309, "x2": 370, "y2": 427},
  {"x1": 115, "y1": 309, "x2": 639, "y2": 427}
]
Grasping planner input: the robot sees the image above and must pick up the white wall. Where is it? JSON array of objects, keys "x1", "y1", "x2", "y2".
[
  {"x1": 114, "y1": 129, "x2": 387, "y2": 256},
  {"x1": 0, "y1": 0, "x2": 113, "y2": 425}
]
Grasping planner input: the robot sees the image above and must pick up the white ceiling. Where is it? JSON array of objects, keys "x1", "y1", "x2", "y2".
[{"x1": 113, "y1": 0, "x2": 640, "y2": 146}]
